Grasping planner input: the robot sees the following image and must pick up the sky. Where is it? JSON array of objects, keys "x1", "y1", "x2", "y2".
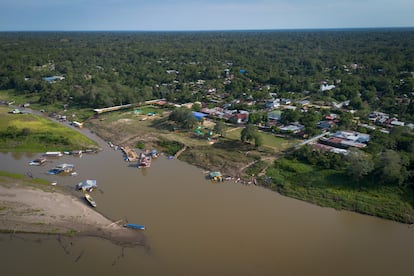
[{"x1": 0, "y1": 0, "x2": 413, "y2": 31}]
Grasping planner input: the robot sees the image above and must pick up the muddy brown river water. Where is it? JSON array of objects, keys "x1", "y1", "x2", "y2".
[{"x1": 1, "y1": 128, "x2": 414, "y2": 275}]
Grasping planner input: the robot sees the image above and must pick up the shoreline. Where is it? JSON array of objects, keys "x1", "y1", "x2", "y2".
[{"x1": 0, "y1": 179, "x2": 147, "y2": 248}]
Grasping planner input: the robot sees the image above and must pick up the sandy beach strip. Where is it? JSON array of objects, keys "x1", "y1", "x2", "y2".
[{"x1": 0, "y1": 183, "x2": 147, "y2": 247}]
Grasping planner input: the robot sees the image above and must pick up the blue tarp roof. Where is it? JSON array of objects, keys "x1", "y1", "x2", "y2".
[
  {"x1": 43, "y1": 76, "x2": 57, "y2": 82},
  {"x1": 192, "y1": 111, "x2": 208, "y2": 120}
]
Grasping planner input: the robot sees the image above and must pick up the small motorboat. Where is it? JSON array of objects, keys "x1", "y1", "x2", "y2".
[
  {"x1": 123, "y1": 223, "x2": 145, "y2": 231},
  {"x1": 47, "y1": 163, "x2": 74, "y2": 175},
  {"x1": 29, "y1": 157, "x2": 47, "y2": 166},
  {"x1": 84, "y1": 193, "x2": 97, "y2": 208},
  {"x1": 47, "y1": 168, "x2": 61, "y2": 175}
]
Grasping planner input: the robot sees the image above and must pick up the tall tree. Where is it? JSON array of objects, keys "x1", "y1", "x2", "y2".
[
  {"x1": 280, "y1": 109, "x2": 300, "y2": 125},
  {"x1": 376, "y1": 150, "x2": 409, "y2": 186},
  {"x1": 169, "y1": 108, "x2": 198, "y2": 130},
  {"x1": 241, "y1": 124, "x2": 261, "y2": 147},
  {"x1": 346, "y1": 149, "x2": 374, "y2": 181},
  {"x1": 214, "y1": 121, "x2": 227, "y2": 137}
]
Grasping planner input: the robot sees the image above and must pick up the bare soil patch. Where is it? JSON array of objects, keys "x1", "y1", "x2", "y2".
[{"x1": 87, "y1": 113, "x2": 274, "y2": 180}]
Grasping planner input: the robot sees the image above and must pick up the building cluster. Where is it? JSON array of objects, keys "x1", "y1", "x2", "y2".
[
  {"x1": 200, "y1": 106, "x2": 249, "y2": 124},
  {"x1": 368, "y1": 111, "x2": 406, "y2": 128},
  {"x1": 311, "y1": 131, "x2": 371, "y2": 155}
]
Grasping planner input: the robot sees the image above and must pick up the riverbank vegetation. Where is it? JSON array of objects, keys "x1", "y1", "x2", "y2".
[
  {"x1": 0, "y1": 106, "x2": 98, "y2": 152},
  {"x1": 264, "y1": 157, "x2": 414, "y2": 223},
  {"x1": 262, "y1": 143, "x2": 414, "y2": 223}
]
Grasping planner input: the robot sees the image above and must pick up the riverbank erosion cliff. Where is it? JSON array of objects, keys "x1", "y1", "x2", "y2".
[{"x1": 0, "y1": 179, "x2": 147, "y2": 248}]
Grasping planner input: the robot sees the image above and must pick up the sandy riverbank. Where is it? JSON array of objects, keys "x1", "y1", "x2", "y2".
[{"x1": 0, "y1": 181, "x2": 147, "y2": 247}]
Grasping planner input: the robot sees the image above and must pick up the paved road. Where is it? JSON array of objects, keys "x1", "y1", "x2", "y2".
[{"x1": 296, "y1": 131, "x2": 330, "y2": 148}]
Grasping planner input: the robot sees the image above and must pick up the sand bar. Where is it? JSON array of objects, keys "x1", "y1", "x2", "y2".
[{"x1": 0, "y1": 181, "x2": 147, "y2": 247}]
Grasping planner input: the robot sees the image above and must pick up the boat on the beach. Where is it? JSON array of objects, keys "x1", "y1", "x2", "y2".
[
  {"x1": 29, "y1": 157, "x2": 47, "y2": 166},
  {"x1": 84, "y1": 193, "x2": 97, "y2": 207},
  {"x1": 76, "y1": 179, "x2": 97, "y2": 192},
  {"x1": 123, "y1": 223, "x2": 145, "y2": 231},
  {"x1": 122, "y1": 146, "x2": 138, "y2": 162}
]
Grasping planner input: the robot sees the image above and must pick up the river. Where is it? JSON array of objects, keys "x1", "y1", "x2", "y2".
[{"x1": 1, "y1": 129, "x2": 414, "y2": 275}]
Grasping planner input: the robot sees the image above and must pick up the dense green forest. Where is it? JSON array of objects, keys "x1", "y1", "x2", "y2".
[{"x1": 1, "y1": 29, "x2": 414, "y2": 120}]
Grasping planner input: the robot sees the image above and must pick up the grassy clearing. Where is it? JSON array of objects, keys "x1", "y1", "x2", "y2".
[
  {"x1": 264, "y1": 158, "x2": 414, "y2": 223},
  {"x1": 157, "y1": 139, "x2": 184, "y2": 156},
  {"x1": 0, "y1": 106, "x2": 98, "y2": 152},
  {"x1": 0, "y1": 89, "x2": 28, "y2": 104},
  {"x1": 179, "y1": 138, "x2": 259, "y2": 176},
  {"x1": 225, "y1": 127, "x2": 299, "y2": 153},
  {"x1": 134, "y1": 105, "x2": 161, "y2": 115}
]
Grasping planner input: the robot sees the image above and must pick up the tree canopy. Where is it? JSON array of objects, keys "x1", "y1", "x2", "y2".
[
  {"x1": 168, "y1": 108, "x2": 198, "y2": 130},
  {"x1": 1, "y1": 29, "x2": 414, "y2": 122},
  {"x1": 241, "y1": 124, "x2": 262, "y2": 147}
]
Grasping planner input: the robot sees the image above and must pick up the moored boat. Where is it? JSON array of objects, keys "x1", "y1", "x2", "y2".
[
  {"x1": 43, "y1": 151, "x2": 63, "y2": 157},
  {"x1": 76, "y1": 179, "x2": 97, "y2": 192},
  {"x1": 123, "y1": 223, "x2": 145, "y2": 230},
  {"x1": 138, "y1": 152, "x2": 151, "y2": 168},
  {"x1": 29, "y1": 157, "x2": 47, "y2": 166},
  {"x1": 209, "y1": 171, "x2": 223, "y2": 182},
  {"x1": 149, "y1": 149, "x2": 159, "y2": 158},
  {"x1": 47, "y1": 168, "x2": 62, "y2": 175},
  {"x1": 56, "y1": 163, "x2": 75, "y2": 172},
  {"x1": 73, "y1": 150, "x2": 83, "y2": 156},
  {"x1": 84, "y1": 193, "x2": 97, "y2": 207},
  {"x1": 47, "y1": 163, "x2": 75, "y2": 175}
]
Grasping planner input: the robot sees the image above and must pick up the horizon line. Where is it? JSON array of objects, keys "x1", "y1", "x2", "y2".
[{"x1": 1, "y1": 26, "x2": 414, "y2": 33}]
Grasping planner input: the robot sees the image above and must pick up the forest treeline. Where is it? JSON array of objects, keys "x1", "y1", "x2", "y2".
[{"x1": 1, "y1": 29, "x2": 414, "y2": 121}]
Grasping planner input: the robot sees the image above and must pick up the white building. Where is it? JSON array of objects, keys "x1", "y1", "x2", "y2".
[{"x1": 320, "y1": 82, "x2": 336, "y2": 92}]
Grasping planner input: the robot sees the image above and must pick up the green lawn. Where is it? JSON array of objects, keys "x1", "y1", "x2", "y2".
[
  {"x1": 0, "y1": 106, "x2": 98, "y2": 152},
  {"x1": 225, "y1": 127, "x2": 300, "y2": 152}
]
